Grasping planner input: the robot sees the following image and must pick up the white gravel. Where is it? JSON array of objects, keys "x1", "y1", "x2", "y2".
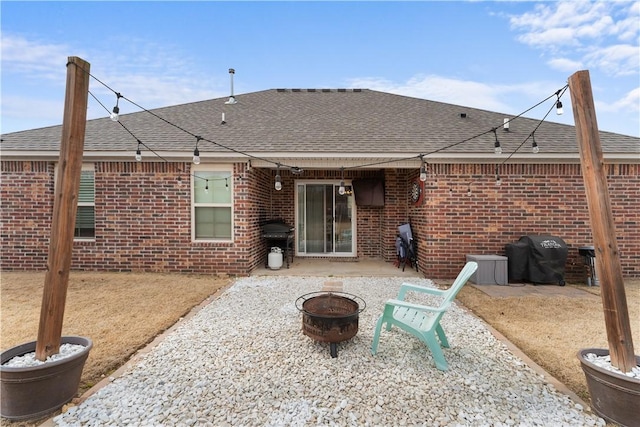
[{"x1": 53, "y1": 276, "x2": 605, "y2": 426}]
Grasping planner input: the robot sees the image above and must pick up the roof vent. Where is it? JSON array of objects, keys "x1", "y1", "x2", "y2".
[
  {"x1": 225, "y1": 68, "x2": 237, "y2": 105},
  {"x1": 460, "y1": 113, "x2": 467, "y2": 118}
]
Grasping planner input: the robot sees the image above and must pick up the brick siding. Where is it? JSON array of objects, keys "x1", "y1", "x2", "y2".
[{"x1": 2, "y1": 161, "x2": 638, "y2": 280}]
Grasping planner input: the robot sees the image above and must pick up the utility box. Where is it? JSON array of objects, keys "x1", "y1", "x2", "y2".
[{"x1": 465, "y1": 255, "x2": 508, "y2": 285}]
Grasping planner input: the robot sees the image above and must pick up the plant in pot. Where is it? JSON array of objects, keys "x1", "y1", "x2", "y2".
[
  {"x1": 1, "y1": 57, "x2": 93, "y2": 421},
  {"x1": 569, "y1": 70, "x2": 639, "y2": 427}
]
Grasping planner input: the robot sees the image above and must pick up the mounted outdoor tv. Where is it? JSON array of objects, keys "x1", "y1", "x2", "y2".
[{"x1": 352, "y1": 178, "x2": 385, "y2": 206}]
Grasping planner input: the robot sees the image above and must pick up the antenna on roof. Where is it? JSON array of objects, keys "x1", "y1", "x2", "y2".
[{"x1": 225, "y1": 68, "x2": 237, "y2": 105}]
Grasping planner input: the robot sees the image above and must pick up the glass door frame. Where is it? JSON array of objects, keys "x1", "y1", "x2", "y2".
[{"x1": 294, "y1": 179, "x2": 357, "y2": 257}]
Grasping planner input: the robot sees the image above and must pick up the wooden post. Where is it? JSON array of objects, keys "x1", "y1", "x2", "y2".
[
  {"x1": 568, "y1": 70, "x2": 636, "y2": 372},
  {"x1": 36, "y1": 57, "x2": 90, "y2": 360}
]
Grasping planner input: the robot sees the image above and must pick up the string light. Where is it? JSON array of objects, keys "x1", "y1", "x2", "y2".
[
  {"x1": 83, "y1": 67, "x2": 568, "y2": 190},
  {"x1": 274, "y1": 163, "x2": 282, "y2": 191},
  {"x1": 110, "y1": 92, "x2": 122, "y2": 122},
  {"x1": 193, "y1": 136, "x2": 202, "y2": 165},
  {"x1": 493, "y1": 128, "x2": 502, "y2": 155},
  {"x1": 531, "y1": 132, "x2": 539, "y2": 154},
  {"x1": 204, "y1": 179, "x2": 209, "y2": 193},
  {"x1": 339, "y1": 167, "x2": 346, "y2": 195},
  {"x1": 225, "y1": 178, "x2": 229, "y2": 191},
  {"x1": 135, "y1": 140, "x2": 142, "y2": 161},
  {"x1": 419, "y1": 155, "x2": 427, "y2": 182},
  {"x1": 495, "y1": 167, "x2": 502, "y2": 186},
  {"x1": 556, "y1": 93, "x2": 564, "y2": 115}
]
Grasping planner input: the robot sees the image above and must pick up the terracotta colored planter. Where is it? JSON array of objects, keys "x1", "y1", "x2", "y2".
[
  {"x1": 578, "y1": 348, "x2": 640, "y2": 427},
  {"x1": 1, "y1": 336, "x2": 92, "y2": 421}
]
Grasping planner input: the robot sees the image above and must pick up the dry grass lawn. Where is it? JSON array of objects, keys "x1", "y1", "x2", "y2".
[
  {"x1": 456, "y1": 279, "x2": 640, "y2": 402},
  {"x1": 1, "y1": 270, "x2": 638, "y2": 426}
]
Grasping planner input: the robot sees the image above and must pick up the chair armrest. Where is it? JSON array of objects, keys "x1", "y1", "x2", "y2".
[
  {"x1": 397, "y1": 283, "x2": 447, "y2": 300},
  {"x1": 386, "y1": 299, "x2": 451, "y2": 314}
]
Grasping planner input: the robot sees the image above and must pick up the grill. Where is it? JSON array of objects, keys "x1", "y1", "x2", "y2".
[
  {"x1": 261, "y1": 221, "x2": 294, "y2": 268},
  {"x1": 578, "y1": 246, "x2": 599, "y2": 286},
  {"x1": 295, "y1": 291, "x2": 366, "y2": 358}
]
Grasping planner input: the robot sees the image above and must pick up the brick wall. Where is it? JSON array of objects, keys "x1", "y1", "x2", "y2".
[
  {"x1": 2, "y1": 161, "x2": 638, "y2": 280},
  {"x1": 411, "y1": 163, "x2": 640, "y2": 280}
]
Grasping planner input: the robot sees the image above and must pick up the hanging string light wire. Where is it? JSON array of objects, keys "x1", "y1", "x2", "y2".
[{"x1": 84, "y1": 65, "x2": 569, "y2": 179}]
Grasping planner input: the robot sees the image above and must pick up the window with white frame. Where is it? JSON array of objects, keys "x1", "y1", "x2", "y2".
[
  {"x1": 55, "y1": 163, "x2": 95, "y2": 239},
  {"x1": 75, "y1": 166, "x2": 95, "y2": 239},
  {"x1": 192, "y1": 168, "x2": 233, "y2": 241}
]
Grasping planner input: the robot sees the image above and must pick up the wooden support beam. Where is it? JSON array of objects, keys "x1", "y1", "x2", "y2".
[
  {"x1": 36, "y1": 57, "x2": 90, "y2": 361},
  {"x1": 568, "y1": 70, "x2": 636, "y2": 372}
]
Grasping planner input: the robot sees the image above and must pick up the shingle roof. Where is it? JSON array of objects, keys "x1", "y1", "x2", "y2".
[{"x1": 2, "y1": 89, "x2": 638, "y2": 164}]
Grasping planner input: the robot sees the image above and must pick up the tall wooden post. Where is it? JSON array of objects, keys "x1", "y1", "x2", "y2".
[
  {"x1": 36, "y1": 57, "x2": 90, "y2": 360},
  {"x1": 568, "y1": 70, "x2": 636, "y2": 372}
]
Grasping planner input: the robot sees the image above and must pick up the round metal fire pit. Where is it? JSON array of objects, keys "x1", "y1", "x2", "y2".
[{"x1": 295, "y1": 291, "x2": 366, "y2": 358}]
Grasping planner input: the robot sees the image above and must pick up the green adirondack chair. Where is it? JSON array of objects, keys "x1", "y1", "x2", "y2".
[{"x1": 371, "y1": 261, "x2": 478, "y2": 370}]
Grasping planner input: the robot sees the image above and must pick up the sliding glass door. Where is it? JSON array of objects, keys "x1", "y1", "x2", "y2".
[{"x1": 296, "y1": 181, "x2": 355, "y2": 256}]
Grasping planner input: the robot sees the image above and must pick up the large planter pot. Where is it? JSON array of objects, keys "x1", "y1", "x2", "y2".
[
  {"x1": 578, "y1": 348, "x2": 640, "y2": 427},
  {"x1": 1, "y1": 336, "x2": 92, "y2": 421}
]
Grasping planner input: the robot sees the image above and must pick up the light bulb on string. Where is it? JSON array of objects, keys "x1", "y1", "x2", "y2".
[
  {"x1": 495, "y1": 167, "x2": 502, "y2": 186},
  {"x1": 339, "y1": 167, "x2": 346, "y2": 195},
  {"x1": 135, "y1": 141, "x2": 142, "y2": 162},
  {"x1": 531, "y1": 132, "x2": 540, "y2": 154},
  {"x1": 275, "y1": 164, "x2": 282, "y2": 191},
  {"x1": 556, "y1": 97, "x2": 564, "y2": 115},
  {"x1": 467, "y1": 186, "x2": 472, "y2": 197},
  {"x1": 419, "y1": 155, "x2": 427, "y2": 182},
  {"x1": 225, "y1": 178, "x2": 229, "y2": 191},
  {"x1": 110, "y1": 92, "x2": 122, "y2": 122},
  {"x1": 493, "y1": 129, "x2": 502, "y2": 155},
  {"x1": 193, "y1": 136, "x2": 202, "y2": 165},
  {"x1": 204, "y1": 179, "x2": 209, "y2": 193}
]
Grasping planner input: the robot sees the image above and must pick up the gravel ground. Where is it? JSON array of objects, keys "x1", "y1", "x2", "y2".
[{"x1": 52, "y1": 276, "x2": 605, "y2": 426}]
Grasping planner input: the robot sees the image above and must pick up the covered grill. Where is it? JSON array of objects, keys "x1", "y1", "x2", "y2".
[
  {"x1": 261, "y1": 220, "x2": 294, "y2": 268},
  {"x1": 505, "y1": 235, "x2": 568, "y2": 286},
  {"x1": 296, "y1": 291, "x2": 365, "y2": 358}
]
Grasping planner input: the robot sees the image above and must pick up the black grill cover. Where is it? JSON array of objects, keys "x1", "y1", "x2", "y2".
[{"x1": 506, "y1": 235, "x2": 568, "y2": 285}]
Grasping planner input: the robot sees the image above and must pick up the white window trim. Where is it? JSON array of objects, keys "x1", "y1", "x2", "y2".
[
  {"x1": 191, "y1": 165, "x2": 234, "y2": 243},
  {"x1": 54, "y1": 163, "x2": 96, "y2": 241}
]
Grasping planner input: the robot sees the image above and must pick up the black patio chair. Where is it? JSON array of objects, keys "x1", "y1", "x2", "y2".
[{"x1": 395, "y1": 223, "x2": 418, "y2": 272}]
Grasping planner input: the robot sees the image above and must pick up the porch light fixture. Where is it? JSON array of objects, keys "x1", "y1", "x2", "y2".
[
  {"x1": 339, "y1": 167, "x2": 346, "y2": 195},
  {"x1": 135, "y1": 141, "x2": 142, "y2": 162},
  {"x1": 193, "y1": 136, "x2": 202, "y2": 165},
  {"x1": 531, "y1": 132, "x2": 539, "y2": 154},
  {"x1": 493, "y1": 128, "x2": 502, "y2": 155},
  {"x1": 419, "y1": 155, "x2": 427, "y2": 182},
  {"x1": 110, "y1": 92, "x2": 122, "y2": 122},
  {"x1": 275, "y1": 163, "x2": 282, "y2": 191}
]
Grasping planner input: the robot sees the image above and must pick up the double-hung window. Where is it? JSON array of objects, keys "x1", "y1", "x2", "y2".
[
  {"x1": 75, "y1": 166, "x2": 95, "y2": 239},
  {"x1": 192, "y1": 167, "x2": 233, "y2": 241}
]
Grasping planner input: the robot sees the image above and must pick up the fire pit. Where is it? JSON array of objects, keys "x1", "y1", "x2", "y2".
[{"x1": 295, "y1": 291, "x2": 365, "y2": 358}]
